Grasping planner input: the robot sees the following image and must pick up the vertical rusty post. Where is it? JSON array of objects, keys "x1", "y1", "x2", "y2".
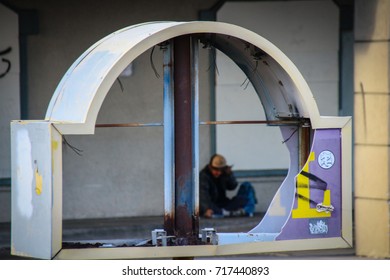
[
  {"x1": 173, "y1": 35, "x2": 198, "y2": 245},
  {"x1": 299, "y1": 126, "x2": 311, "y2": 168}
]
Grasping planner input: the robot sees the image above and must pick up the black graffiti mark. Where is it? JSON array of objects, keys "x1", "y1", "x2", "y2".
[
  {"x1": 0, "y1": 47, "x2": 11, "y2": 56},
  {"x1": 295, "y1": 171, "x2": 328, "y2": 206},
  {"x1": 0, "y1": 47, "x2": 12, "y2": 78},
  {"x1": 298, "y1": 170, "x2": 328, "y2": 190}
]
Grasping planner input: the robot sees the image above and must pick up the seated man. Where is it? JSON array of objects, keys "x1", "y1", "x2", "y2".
[{"x1": 199, "y1": 154, "x2": 257, "y2": 218}]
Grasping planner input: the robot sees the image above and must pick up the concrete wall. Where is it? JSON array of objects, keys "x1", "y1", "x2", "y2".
[
  {"x1": 354, "y1": 0, "x2": 390, "y2": 258},
  {"x1": 0, "y1": 4, "x2": 19, "y2": 180},
  {"x1": 0, "y1": 4, "x2": 19, "y2": 222}
]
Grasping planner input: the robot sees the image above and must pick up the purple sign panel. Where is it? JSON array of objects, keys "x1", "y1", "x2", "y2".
[{"x1": 276, "y1": 128, "x2": 342, "y2": 240}]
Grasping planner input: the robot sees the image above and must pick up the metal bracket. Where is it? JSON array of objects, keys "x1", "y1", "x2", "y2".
[
  {"x1": 201, "y1": 228, "x2": 218, "y2": 245},
  {"x1": 151, "y1": 229, "x2": 168, "y2": 246}
]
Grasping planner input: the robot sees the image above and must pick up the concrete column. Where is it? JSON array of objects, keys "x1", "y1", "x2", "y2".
[{"x1": 354, "y1": 0, "x2": 390, "y2": 258}]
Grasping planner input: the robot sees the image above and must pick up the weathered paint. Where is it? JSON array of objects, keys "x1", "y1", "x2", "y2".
[
  {"x1": 11, "y1": 122, "x2": 63, "y2": 259},
  {"x1": 173, "y1": 36, "x2": 197, "y2": 244},
  {"x1": 15, "y1": 128, "x2": 33, "y2": 219}
]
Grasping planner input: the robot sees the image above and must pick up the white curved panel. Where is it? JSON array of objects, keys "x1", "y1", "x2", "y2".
[{"x1": 45, "y1": 21, "x2": 326, "y2": 135}]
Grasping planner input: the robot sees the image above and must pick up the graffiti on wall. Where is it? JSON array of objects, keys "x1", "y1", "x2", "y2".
[{"x1": 0, "y1": 46, "x2": 12, "y2": 78}]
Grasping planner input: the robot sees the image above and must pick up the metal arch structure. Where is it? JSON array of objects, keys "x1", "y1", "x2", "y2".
[
  {"x1": 10, "y1": 21, "x2": 352, "y2": 259},
  {"x1": 44, "y1": 21, "x2": 343, "y2": 134}
]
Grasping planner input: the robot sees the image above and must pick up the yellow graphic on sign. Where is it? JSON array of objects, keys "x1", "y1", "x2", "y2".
[{"x1": 292, "y1": 152, "x2": 331, "y2": 219}]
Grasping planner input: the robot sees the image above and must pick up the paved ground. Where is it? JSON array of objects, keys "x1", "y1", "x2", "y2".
[{"x1": 0, "y1": 214, "x2": 365, "y2": 260}]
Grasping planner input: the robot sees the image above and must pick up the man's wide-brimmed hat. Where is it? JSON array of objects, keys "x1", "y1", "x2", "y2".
[{"x1": 210, "y1": 154, "x2": 227, "y2": 169}]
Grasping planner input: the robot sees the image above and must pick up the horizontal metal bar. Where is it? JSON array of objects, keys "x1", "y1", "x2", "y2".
[
  {"x1": 199, "y1": 120, "x2": 301, "y2": 125},
  {"x1": 54, "y1": 237, "x2": 350, "y2": 259},
  {"x1": 95, "y1": 122, "x2": 163, "y2": 128},
  {"x1": 234, "y1": 169, "x2": 289, "y2": 178},
  {"x1": 95, "y1": 120, "x2": 301, "y2": 128}
]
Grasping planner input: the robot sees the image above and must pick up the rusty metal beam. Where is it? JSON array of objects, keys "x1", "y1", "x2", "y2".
[{"x1": 173, "y1": 35, "x2": 198, "y2": 245}]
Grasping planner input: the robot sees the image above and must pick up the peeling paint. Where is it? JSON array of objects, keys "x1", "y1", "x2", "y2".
[{"x1": 16, "y1": 128, "x2": 33, "y2": 218}]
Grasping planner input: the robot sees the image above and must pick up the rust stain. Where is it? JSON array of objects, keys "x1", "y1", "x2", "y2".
[
  {"x1": 174, "y1": 205, "x2": 200, "y2": 245},
  {"x1": 164, "y1": 206, "x2": 200, "y2": 246},
  {"x1": 164, "y1": 213, "x2": 175, "y2": 236}
]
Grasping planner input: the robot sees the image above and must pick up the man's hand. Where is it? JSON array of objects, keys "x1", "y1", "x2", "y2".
[
  {"x1": 224, "y1": 165, "x2": 233, "y2": 175},
  {"x1": 204, "y1": 209, "x2": 214, "y2": 218}
]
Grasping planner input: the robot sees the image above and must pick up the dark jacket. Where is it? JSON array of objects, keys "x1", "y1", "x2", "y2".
[{"x1": 199, "y1": 165, "x2": 238, "y2": 215}]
